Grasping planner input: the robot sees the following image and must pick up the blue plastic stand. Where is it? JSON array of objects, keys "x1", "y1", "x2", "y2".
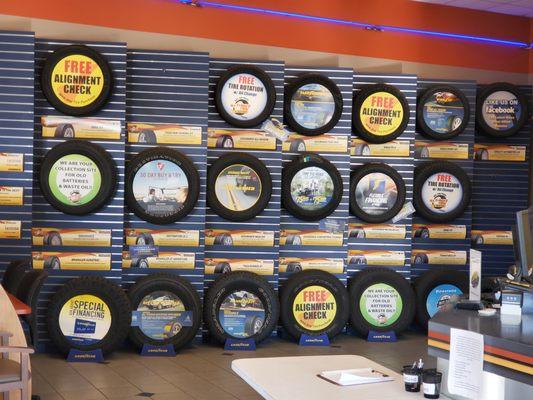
[
  {"x1": 140, "y1": 344, "x2": 176, "y2": 357},
  {"x1": 67, "y1": 349, "x2": 104, "y2": 363},
  {"x1": 299, "y1": 333, "x2": 330, "y2": 346},
  {"x1": 367, "y1": 330, "x2": 397, "y2": 342},
  {"x1": 224, "y1": 338, "x2": 256, "y2": 351}
]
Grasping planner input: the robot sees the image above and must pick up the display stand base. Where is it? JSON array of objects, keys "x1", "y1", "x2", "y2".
[
  {"x1": 367, "y1": 330, "x2": 397, "y2": 342},
  {"x1": 66, "y1": 348, "x2": 104, "y2": 362},
  {"x1": 224, "y1": 338, "x2": 256, "y2": 351},
  {"x1": 299, "y1": 333, "x2": 330, "y2": 346},
  {"x1": 141, "y1": 344, "x2": 176, "y2": 357}
]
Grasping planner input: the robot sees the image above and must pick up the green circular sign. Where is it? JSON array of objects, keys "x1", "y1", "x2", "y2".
[
  {"x1": 48, "y1": 154, "x2": 102, "y2": 206},
  {"x1": 359, "y1": 283, "x2": 402, "y2": 327}
]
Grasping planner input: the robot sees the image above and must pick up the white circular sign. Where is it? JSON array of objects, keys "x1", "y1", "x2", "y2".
[
  {"x1": 220, "y1": 73, "x2": 268, "y2": 121},
  {"x1": 421, "y1": 172, "x2": 463, "y2": 214}
]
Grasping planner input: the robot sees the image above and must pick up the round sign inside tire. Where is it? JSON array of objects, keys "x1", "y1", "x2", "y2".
[
  {"x1": 280, "y1": 270, "x2": 348, "y2": 340},
  {"x1": 125, "y1": 147, "x2": 200, "y2": 225},
  {"x1": 413, "y1": 161, "x2": 471, "y2": 223},
  {"x1": 47, "y1": 276, "x2": 131, "y2": 355},
  {"x1": 284, "y1": 74, "x2": 343, "y2": 136},
  {"x1": 282, "y1": 153, "x2": 343, "y2": 221},
  {"x1": 39, "y1": 140, "x2": 117, "y2": 215},
  {"x1": 417, "y1": 85, "x2": 470, "y2": 140},
  {"x1": 348, "y1": 268, "x2": 415, "y2": 337},
  {"x1": 128, "y1": 273, "x2": 201, "y2": 351},
  {"x1": 204, "y1": 271, "x2": 279, "y2": 344},
  {"x1": 215, "y1": 65, "x2": 276, "y2": 128},
  {"x1": 353, "y1": 84, "x2": 410, "y2": 143},
  {"x1": 349, "y1": 163, "x2": 406, "y2": 223},
  {"x1": 207, "y1": 152, "x2": 272, "y2": 221},
  {"x1": 41, "y1": 45, "x2": 113, "y2": 116},
  {"x1": 476, "y1": 82, "x2": 528, "y2": 138},
  {"x1": 413, "y1": 269, "x2": 468, "y2": 329}
]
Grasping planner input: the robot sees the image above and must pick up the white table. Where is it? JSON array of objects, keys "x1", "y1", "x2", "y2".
[{"x1": 232, "y1": 355, "x2": 449, "y2": 400}]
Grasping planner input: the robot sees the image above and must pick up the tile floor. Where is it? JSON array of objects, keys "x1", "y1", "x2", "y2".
[{"x1": 32, "y1": 332, "x2": 433, "y2": 400}]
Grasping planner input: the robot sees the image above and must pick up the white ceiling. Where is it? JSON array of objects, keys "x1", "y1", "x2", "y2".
[{"x1": 413, "y1": 0, "x2": 533, "y2": 17}]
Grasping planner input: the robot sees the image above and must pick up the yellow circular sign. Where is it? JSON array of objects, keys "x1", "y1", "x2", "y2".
[
  {"x1": 59, "y1": 294, "x2": 112, "y2": 344},
  {"x1": 292, "y1": 285, "x2": 336, "y2": 331},
  {"x1": 359, "y1": 91, "x2": 404, "y2": 136},
  {"x1": 51, "y1": 54, "x2": 105, "y2": 108}
]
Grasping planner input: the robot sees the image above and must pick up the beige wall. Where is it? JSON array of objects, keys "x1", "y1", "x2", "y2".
[{"x1": 0, "y1": 14, "x2": 530, "y2": 85}]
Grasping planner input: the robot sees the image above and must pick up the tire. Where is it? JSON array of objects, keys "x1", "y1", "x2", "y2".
[
  {"x1": 47, "y1": 276, "x2": 131, "y2": 355},
  {"x1": 352, "y1": 84, "x2": 410, "y2": 143},
  {"x1": 216, "y1": 135, "x2": 234, "y2": 149},
  {"x1": 413, "y1": 161, "x2": 471, "y2": 223},
  {"x1": 413, "y1": 269, "x2": 468, "y2": 329},
  {"x1": 214, "y1": 262, "x2": 232, "y2": 274},
  {"x1": 348, "y1": 268, "x2": 415, "y2": 337},
  {"x1": 476, "y1": 82, "x2": 528, "y2": 138},
  {"x1": 135, "y1": 233, "x2": 154, "y2": 246},
  {"x1": 138, "y1": 130, "x2": 157, "y2": 144},
  {"x1": 214, "y1": 233, "x2": 233, "y2": 246},
  {"x1": 354, "y1": 144, "x2": 370, "y2": 156},
  {"x1": 41, "y1": 45, "x2": 113, "y2": 116},
  {"x1": 204, "y1": 271, "x2": 279, "y2": 344},
  {"x1": 43, "y1": 256, "x2": 61, "y2": 270},
  {"x1": 349, "y1": 163, "x2": 406, "y2": 223},
  {"x1": 415, "y1": 146, "x2": 429, "y2": 159},
  {"x1": 284, "y1": 74, "x2": 343, "y2": 136},
  {"x1": 349, "y1": 256, "x2": 367, "y2": 265},
  {"x1": 55, "y1": 124, "x2": 75, "y2": 138},
  {"x1": 127, "y1": 273, "x2": 201, "y2": 351},
  {"x1": 280, "y1": 270, "x2": 349, "y2": 340},
  {"x1": 135, "y1": 258, "x2": 149, "y2": 269},
  {"x1": 125, "y1": 147, "x2": 200, "y2": 225},
  {"x1": 39, "y1": 140, "x2": 117, "y2": 215},
  {"x1": 282, "y1": 153, "x2": 343, "y2": 221},
  {"x1": 44, "y1": 231, "x2": 62, "y2": 246},
  {"x1": 207, "y1": 152, "x2": 272, "y2": 222},
  {"x1": 414, "y1": 227, "x2": 430, "y2": 239},
  {"x1": 215, "y1": 65, "x2": 276, "y2": 128},
  {"x1": 472, "y1": 234, "x2": 484, "y2": 245},
  {"x1": 417, "y1": 85, "x2": 470, "y2": 140},
  {"x1": 349, "y1": 228, "x2": 365, "y2": 239},
  {"x1": 286, "y1": 262, "x2": 302, "y2": 272},
  {"x1": 285, "y1": 234, "x2": 302, "y2": 246},
  {"x1": 244, "y1": 316, "x2": 264, "y2": 336},
  {"x1": 475, "y1": 149, "x2": 489, "y2": 160},
  {"x1": 413, "y1": 253, "x2": 429, "y2": 264},
  {"x1": 289, "y1": 139, "x2": 306, "y2": 152}
]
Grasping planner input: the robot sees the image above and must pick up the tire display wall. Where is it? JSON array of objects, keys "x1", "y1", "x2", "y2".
[
  {"x1": 279, "y1": 66, "x2": 353, "y2": 290},
  {"x1": 411, "y1": 79, "x2": 475, "y2": 278},
  {"x1": 31, "y1": 38, "x2": 127, "y2": 351},
  {"x1": 0, "y1": 29, "x2": 528, "y2": 354},
  {"x1": 347, "y1": 73, "x2": 416, "y2": 280},
  {"x1": 205, "y1": 58, "x2": 284, "y2": 314}
]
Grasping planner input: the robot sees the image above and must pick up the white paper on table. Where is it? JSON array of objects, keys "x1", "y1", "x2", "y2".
[
  {"x1": 448, "y1": 328, "x2": 484, "y2": 399},
  {"x1": 319, "y1": 368, "x2": 394, "y2": 386}
]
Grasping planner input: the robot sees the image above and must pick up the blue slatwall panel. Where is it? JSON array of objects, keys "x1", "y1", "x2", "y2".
[
  {"x1": 0, "y1": 31, "x2": 34, "y2": 275},
  {"x1": 411, "y1": 79, "x2": 476, "y2": 277},
  {"x1": 279, "y1": 67, "x2": 353, "y2": 286},
  {"x1": 472, "y1": 85, "x2": 531, "y2": 276},
  {"x1": 124, "y1": 50, "x2": 209, "y2": 343},
  {"x1": 347, "y1": 73, "x2": 417, "y2": 280},
  {"x1": 33, "y1": 39, "x2": 126, "y2": 351}
]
